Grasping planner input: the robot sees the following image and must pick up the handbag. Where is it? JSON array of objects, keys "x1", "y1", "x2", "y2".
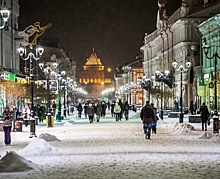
[{"x1": 207, "y1": 116, "x2": 211, "y2": 126}]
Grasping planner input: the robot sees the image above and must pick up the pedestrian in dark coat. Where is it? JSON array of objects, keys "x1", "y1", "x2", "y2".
[
  {"x1": 84, "y1": 103, "x2": 88, "y2": 118},
  {"x1": 123, "y1": 101, "x2": 129, "y2": 121},
  {"x1": 140, "y1": 101, "x2": 156, "y2": 139},
  {"x1": 77, "y1": 103, "x2": 83, "y2": 118},
  {"x1": 1, "y1": 106, "x2": 13, "y2": 146},
  {"x1": 118, "y1": 100, "x2": 123, "y2": 120},
  {"x1": 111, "y1": 101, "x2": 115, "y2": 117},
  {"x1": 199, "y1": 102, "x2": 210, "y2": 131},
  {"x1": 95, "y1": 103, "x2": 102, "y2": 122},
  {"x1": 87, "y1": 103, "x2": 95, "y2": 123}
]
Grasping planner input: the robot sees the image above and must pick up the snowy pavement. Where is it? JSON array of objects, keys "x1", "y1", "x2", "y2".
[{"x1": 0, "y1": 113, "x2": 220, "y2": 179}]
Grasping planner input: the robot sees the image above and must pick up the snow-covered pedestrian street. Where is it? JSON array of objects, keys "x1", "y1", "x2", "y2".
[{"x1": 0, "y1": 116, "x2": 220, "y2": 179}]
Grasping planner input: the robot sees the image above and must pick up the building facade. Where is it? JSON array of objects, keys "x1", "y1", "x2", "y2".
[{"x1": 140, "y1": 0, "x2": 220, "y2": 111}]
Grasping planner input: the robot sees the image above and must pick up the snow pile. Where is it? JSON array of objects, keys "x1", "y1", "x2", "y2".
[
  {"x1": 0, "y1": 151, "x2": 38, "y2": 173},
  {"x1": 164, "y1": 122, "x2": 194, "y2": 134},
  {"x1": 199, "y1": 132, "x2": 213, "y2": 139},
  {"x1": 63, "y1": 120, "x2": 75, "y2": 126},
  {"x1": 38, "y1": 133, "x2": 61, "y2": 142},
  {"x1": 18, "y1": 138, "x2": 60, "y2": 156},
  {"x1": 210, "y1": 133, "x2": 220, "y2": 142}
]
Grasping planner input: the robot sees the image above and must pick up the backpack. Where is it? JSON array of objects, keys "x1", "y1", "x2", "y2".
[
  {"x1": 124, "y1": 104, "x2": 129, "y2": 111},
  {"x1": 114, "y1": 105, "x2": 121, "y2": 113},
  {"x1": 143, "y1": 107, "x2": 153, "y2": 118}
]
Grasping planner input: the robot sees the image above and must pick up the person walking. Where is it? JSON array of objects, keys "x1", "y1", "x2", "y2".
[
  {"x1": 189, "y1": 101, "x2": 194, "y2": 115},
  {"x1": 114, "y1": 102, "x2": 121, "y2": 122},
  {"x1": 118, "y1": 99, "x2": 123, "y2": 120},
  {"x1": 84, "y1": 103, "x2": 88, "y2": 118},
  {"x1": 95, "y1": 102, "x2": 102, "y2": 122},
  {"x1": 174, "y1": 100, "x2": 178, "y2": 112},
  {"x1": 52, "y1": 101, "x2": 57, "y2": 116},
  {"x1": 199, "y1": 102, "x2": 210, "y2": 131},
  {"x1": 101, "y1": 101, "x2": 107, "y2": 117},
  {"x1": 151, "y1": 103, "x2": 159, "y2": 134},
  {"x1": 111, "y1": 101, "x2": 115, "y2": 117},
  {"x1": 140, "y1": 101, "x2": 156, "y2": 140},
  {"x1": 77, "y1": 103, "x2": 83, "y2": 118},
  {"x1": 123, "y1": 101, "x2": 129, "y2": 121},
  {"x1": 1, "y1": 106, "x2": 13, "y2": 146},
  {"x1": 87, "y1": 103, "x2": 95, "y2": 123}
]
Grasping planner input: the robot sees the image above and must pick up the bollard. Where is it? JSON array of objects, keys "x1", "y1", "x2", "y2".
[{"x1": 213, "y1": 115, "x2": 219, "y2": 133}]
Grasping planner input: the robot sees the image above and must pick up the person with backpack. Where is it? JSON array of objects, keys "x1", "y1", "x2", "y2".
[
  {"x1": 123, "y1": 101, "x2": 129, "y2": 121},
  {"x1": 140, "y1": 101, "x2": 156, "y2": 140},
  {"x1": 114, "y1": 102, "x2": 121, "y2": 122}
]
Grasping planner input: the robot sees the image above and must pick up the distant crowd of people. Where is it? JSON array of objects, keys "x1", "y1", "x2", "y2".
[{"x1": 76, "y1": 100, "x2": 130, "y2": 123}]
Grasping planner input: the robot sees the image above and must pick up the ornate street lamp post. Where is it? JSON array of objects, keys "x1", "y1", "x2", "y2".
[
  {"x1": 39, "y1": 62, "x2": 58, "y2": 127},
  {"x1": 18, "y1": 44, "x2": 44, "y2": 137},
  {"x1": 155, "y1": 70, "x2": 169, "y2": 120},
  {"x1": 202, "y1": 38, "x2": 220, "y2": 132},
  {"x1": 55, "y1": 71, "x2": 66, "y2": 122},
  {"x1": 61, "y1": 77, "x2": 73, "y2": 118},
  {"x1": 122, "y1": 65, "x2": 132, "y2": 104},
  {"x1": 0, "y1": 1, "x2": 10, "y2": 29},
  {"x1": 172, "y1": 60, "x2": 191, "y2": 123}
]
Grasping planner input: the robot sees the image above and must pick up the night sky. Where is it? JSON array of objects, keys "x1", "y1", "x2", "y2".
[{"x1": 18, "y1": 0, "x2": 181, "y2": 70}]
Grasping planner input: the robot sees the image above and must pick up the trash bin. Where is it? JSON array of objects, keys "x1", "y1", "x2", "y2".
[
  {"x1": 46, "y1": 113, "x2": 54, "y2": 127},
  {"x1": 213, "y1": 115, "x2": 219, "y2": 133},
  {"x1": 29, "y1": 118, "x2": 36, "y2": 138},
  {"x1": 15, "y1": 121, "x2": 23, "y2": 132}
]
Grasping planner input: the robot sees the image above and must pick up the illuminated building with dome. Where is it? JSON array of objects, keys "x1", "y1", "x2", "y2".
[{"x1": 77, "y1": 48, "x2": 112, "y2": 100}]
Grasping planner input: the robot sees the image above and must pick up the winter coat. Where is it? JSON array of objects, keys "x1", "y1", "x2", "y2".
[
  {"x1": 114, "y1": 103, "x2": 121, "y2": 114},
  {"x1": 200, "y1": 105, "x2": 209, "y2": 121},
  {"x1": 140, "y1": 104, "x2": 156, "y2": 123},
  {"x1": 86, "y1": 106, "x2": 95, "y2": 116},
  {"x1": 77, "y1": 104, "x2": 83, "y2": 112},
  {"x1": 1, "y1": 109, "x2": 13, "y2": 127},
  {"x1": 96, "y1": 105, "x2": 102, "y2": 116}
]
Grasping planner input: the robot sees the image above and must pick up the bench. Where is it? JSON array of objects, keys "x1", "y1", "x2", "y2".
[
  {"x1": 189, "y1": 115, "x2": 201, "y2": 123},
  {"x1": 168, "y1": 112, "x2": 180, "y2": 118}
]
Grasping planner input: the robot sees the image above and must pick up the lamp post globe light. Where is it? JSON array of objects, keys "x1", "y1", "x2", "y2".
[
  {"x1": 154, "y1": 70, "x2": 169, "y2": 120},
  {"x1": 0, "y1": 1, "x2": 10, "y2": 29},
  {"x1": 172, "y1": 60, "x2": 191, "y2": 123},
  {"x1": 38, "y1": 62, "x2": 58, "y2": 127},
  {"x1": 202, "y1": 38, "x2": 220, "y2": 132},
  {"x1": 137, "y1": 76, "x2": 152, "y2": 103},
  {"x1": 18, "y1": 44, "x2": 44, "y2": 137}
]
